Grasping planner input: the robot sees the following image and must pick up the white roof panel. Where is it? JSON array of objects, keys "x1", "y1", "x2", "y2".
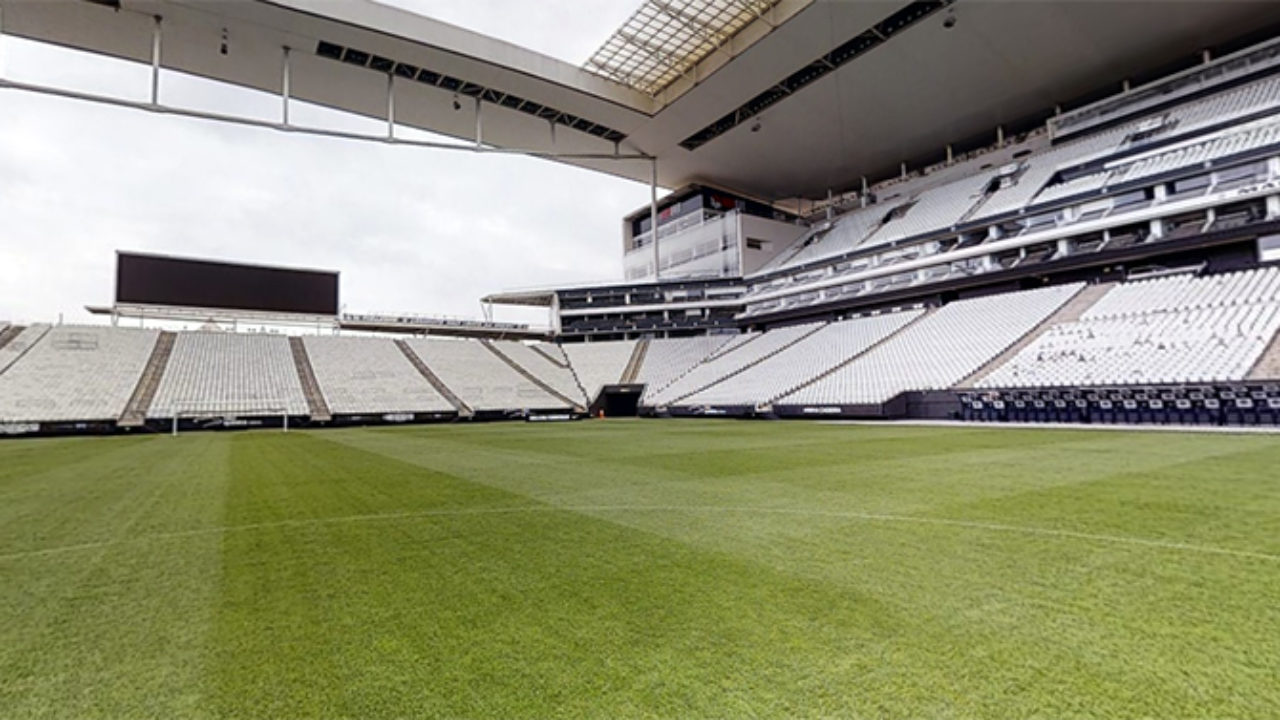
[{"x1": 584, "y1": 0, "x2": 783, "y2": 96}]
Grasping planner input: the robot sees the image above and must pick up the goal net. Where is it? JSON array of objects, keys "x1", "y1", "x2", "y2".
[{"x1": 168, "y1": 400, "x2": 291, "y2": 436}]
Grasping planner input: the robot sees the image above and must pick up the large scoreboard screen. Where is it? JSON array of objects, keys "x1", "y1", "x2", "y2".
[{"x1": 115, "y1": 252, "x2": 339, "y2": 316}]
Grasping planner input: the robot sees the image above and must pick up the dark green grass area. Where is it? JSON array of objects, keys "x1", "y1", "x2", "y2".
[{"x1": 1, "y1": 421, "x2": 1279, "y2": 719}]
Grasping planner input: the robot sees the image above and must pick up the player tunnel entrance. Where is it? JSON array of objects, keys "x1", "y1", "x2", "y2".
[{"x1": 593, "y1": 384, "x2": 643, "y2": 417}]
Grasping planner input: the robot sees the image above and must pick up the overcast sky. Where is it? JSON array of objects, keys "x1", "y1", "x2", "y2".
[{"x1": 0, "y1": 0, "x2": 649, "y2": 327}]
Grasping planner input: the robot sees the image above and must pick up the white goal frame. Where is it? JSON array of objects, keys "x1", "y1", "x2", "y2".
[{"x1": 168, "y1": 400, "x2": 290, "y2": 436}]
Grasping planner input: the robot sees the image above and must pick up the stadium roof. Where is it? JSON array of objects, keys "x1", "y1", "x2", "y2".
[
  {"x1": 2, "y1": 0, "x2": 1275, "y2": 202},
  {"x1": 583, "y1": 0, "x2": 784, "y2": 96}
]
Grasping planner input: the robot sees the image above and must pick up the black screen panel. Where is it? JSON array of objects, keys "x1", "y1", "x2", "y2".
[{"x1": 116, "y1": 253, "x2": 339, "y2": 316}]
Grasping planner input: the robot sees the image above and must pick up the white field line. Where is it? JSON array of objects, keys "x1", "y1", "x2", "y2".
[
  {"x1": 820, "y1": 419, "x2": 1280, "y2": 435},
  {"x1": 2, "y1": 504, "x2": 1277, "y2": 564}
]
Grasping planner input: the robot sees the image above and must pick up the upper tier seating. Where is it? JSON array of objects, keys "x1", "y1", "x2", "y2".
[
  {"x1": 405, "y1": 338, "x2": 569, "y2": 411},
  {"x1": 304, "y1": 336, "x2": 453, "y2": 414},
  {"x1": 559, "y1": 340, "x2": 636, "y2": 401},
  {"x1": 150, "y1": 332, "x2": 310, "y2": 416},
  {"x1": 0, "y1": 326, "x2": 157, "y2": 422},
  {"x1": 979, "y1": 268, "x2": 1280, "y2": 388},
  {"x1": 646, "y1": 322, "x2": 826, "y2": 406},
  {"x1": 980, "y1": 74, "x2": 1280, "y2": 220},
  {"x1": 1104, "y1": 117, "x2": 1280, "y2": 189},
  {"x1": 760, "y1": 206, "x2": 884, "y2": 272},
  {"x1": 679, "y1": 311, "x2": 924, "y2": 407},
  {"x1": 635, "y1": 335, "x2": 737, "y2": 398},
  {"x1": 861, "y1": 170, "x2": 1000, "y2": 250},
  {"x1": 751, "y1": 72, "x2": 1280, "y2": 280},
  {"x1": 780, "y1": 283, "x2": 1084, "y2": 405}
]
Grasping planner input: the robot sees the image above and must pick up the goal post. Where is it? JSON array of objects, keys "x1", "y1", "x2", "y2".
[{"x1": 168, "y1": 400, "x2": 291, "y2": 436}]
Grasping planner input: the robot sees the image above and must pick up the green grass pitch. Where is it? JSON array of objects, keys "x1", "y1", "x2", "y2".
[{"x1": 1, "y1": 420, "x2": 1278, "y2": 719}]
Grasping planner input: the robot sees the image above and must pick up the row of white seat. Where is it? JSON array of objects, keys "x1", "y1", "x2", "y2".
[
  {"x1": 980, "y1": 268, "x2": 1280, "y2": 388},
  {"x1": 151, "y1": 333, "x2": 311, "y2": 417},
  {"x1": 3, "y1": 270, "x2": 1279, "y2": 422},
  {"x1": 0, "y1": 326, "x2": 154, "y2": 422},
  {"x1": 644, "y1": 322, "x2": 825, "y2": 406},
  {"x1": 779, "y1": 284, "x2": 1085, "y2": 406},
  {"x1": 1083, "y1": 266, "x2": 1280, "y2": 319},
  {"x1": 759, "y1": 71, "x2": 1280, "y2": 278},
  {"x1": 639, "y1": 283, "x2": 1082, "y2": 408}
]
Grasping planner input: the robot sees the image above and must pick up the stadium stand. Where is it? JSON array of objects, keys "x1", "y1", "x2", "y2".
[
  {"x1": 150, "y1": 332, "x2": 310, "y2": 417},
  {"x1": 741, "y1": 68, "x2": 1280, "y2": 310},
  {"x1": 560, "y1": 340, "x2": 637, "y2": 401},
  {"x1": 860, "y1": 170, "x2": 1001, "y2": 250},
  {"x1": 289, "y1": 338, "x2": 332, "y2": 421},
  {"x1": 304, "y1": 336, "x2": 454, "y2": 415},
  {"x1": 404, "y1": 337, "x2": 572, "y2": 411},
  {"x1": 6, "y1": 39, "x2": 1280, "y2": 432},
  {"x1": 394, "y1": 340, "x2": 472, "y2": 415},
  {"x1": 620, "y1": 339, "x2": 649, "y2": 384},
  {"x1": 978, "y1": 268, "x2": 1280, "y2": 388},
  {"x1": 778, "y1": 284, "x2": 1085, "y2": 406},
  {"x1": 759, "y1": 206, "x2": 885, "y2": 272},
  {"x1": 959, "y1": 283, "x2": 1116, "y2": 388},
  {"x1": 119, "y1": 331, "x2": 176, "y2": 427},
  {"x1": 679, "y1": 311, "x2": 924, "y2": 407},
  {"x1": 0, "y1": 326, "x2": 157, "y2": 422},
  {"x1": 0, "y1": 324, "x2": 51, "y2": 375},
  {"x1": 635, "y1": 335, "x2": 739, "y2": 402},
  {"x1": 645, "y1": 322, "x2": 827, "y2": 407},
  {"x1": 486, "y1": 340, "x2": 587, "y2": 406}
]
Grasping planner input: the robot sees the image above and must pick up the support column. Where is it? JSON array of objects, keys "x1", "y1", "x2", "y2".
[
  {"x1": 150, "y1": 16, "x2": 162, "y2": 105},
  {"x1": 281, "y1": 46, "x2": 291, "y2": 126},
  {"x1": 386, "y1": 73, "x2": 395, "y2": 139},
  {"x1": 475, "y1": 97, "x2": 483, "y2": 146},
  {"x1": 650, "y1": 158, "x2": 660, "y2": 282}
]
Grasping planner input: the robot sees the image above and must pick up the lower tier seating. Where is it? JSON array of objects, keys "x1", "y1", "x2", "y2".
[
  {"x1": 645, "y1": 322, "x2": 827, "y2": 406},
  {"x1": 559, "y1": 340, "x2": 636, "y2": 402},
  {"x1": 779, "y1": 283, "x2": 1084, "y2": 406},
  {"x1": 4, "y1": 267, "x2": 1280, "y2": 427},
  {"x1": 680, "y1": 311, "x2": 924, "y2": 407},
  {"x1": 636, "y1": 335, "x2": 737, "y2": 401},
  {"x1": 150, "y1": 332, "x2": 310, "y2": 417},
  {"x1": 979, "y1": 268, "x2": 1280, "y2": 388},
  {"x1": 404, "y1": 338, "x2": 570, "y2": 411},
  {"x1": 0, "y1": 326, "x2": 157, "y2": 422},
  {"x1": 304, "y1": 336, "x2": 454, "y2": 414}
]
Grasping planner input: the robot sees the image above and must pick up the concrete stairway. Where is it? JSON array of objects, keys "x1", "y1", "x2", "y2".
[
  {"x1": 531, "y1": 344, "x2": 570, "y2": 369},
  {"x1": 956, "y1": 282, "x2": 1115, "y2": 389},
  {"x1": 118, "y1": 331, "x2": 176, "y2": 427},
  {"x1": 544, "y1": 344, "x2": 592, "y2": 403},
  {"x1": 482, "y1": 341, "x2": 585, "y2": 411},
  {"x1": 0, "y1": 325, "x2": 23, "y2": 352},
  {"x1": 395, "y1": 340, "x2": 473, "y2": 416},
  {"x1": 0, "y1": 324, "x2": 51, "y2": 376},
  {"x1": 620, "y1": 339, "x2": 649, "y2": 384},
  {"x1": 1248, "y1": 327, "x2": 1280, "y2": 380},
  {"x1": 288, "y1": 337, "x2": 332, "y2": 422}
]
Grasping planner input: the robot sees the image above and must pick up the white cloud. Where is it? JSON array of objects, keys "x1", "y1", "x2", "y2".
[{"x1": 0, "y1": 1, "x2": 650, "y2": 327}]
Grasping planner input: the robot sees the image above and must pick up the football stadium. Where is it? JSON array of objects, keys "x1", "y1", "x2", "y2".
[{"x1": 2, "y1": 0, "x2": 1280, "y2": 717}]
